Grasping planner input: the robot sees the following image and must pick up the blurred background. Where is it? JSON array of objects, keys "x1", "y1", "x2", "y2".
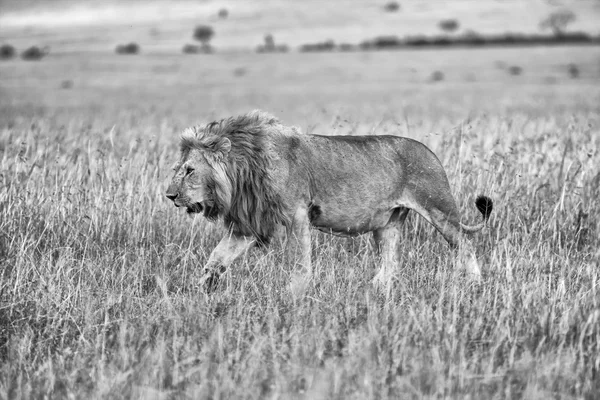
[{"x1": 1, "y1": 0, "x2": 599, "y2": 131}]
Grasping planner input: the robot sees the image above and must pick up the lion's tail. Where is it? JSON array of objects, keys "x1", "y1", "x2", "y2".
[{"x1": 459, "y1": 195, "x2": 493, "y2": 234}]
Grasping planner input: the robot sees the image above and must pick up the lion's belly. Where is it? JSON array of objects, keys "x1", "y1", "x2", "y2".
[{"x1": 309, "y1": 203, "x2": 395, "y2": 235}]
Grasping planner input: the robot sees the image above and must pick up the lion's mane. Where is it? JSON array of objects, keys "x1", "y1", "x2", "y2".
[{"x1": 179, "y1": 110, "x2": 290, "y2": 244}]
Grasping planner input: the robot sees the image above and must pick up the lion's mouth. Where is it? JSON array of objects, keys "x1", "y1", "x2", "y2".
[
  {"x1": 186, "y1": 202, "x2": 204, "y2": 214},
  {"x1": 185, "y1": 201, "x2": 219, "y2": 220}
]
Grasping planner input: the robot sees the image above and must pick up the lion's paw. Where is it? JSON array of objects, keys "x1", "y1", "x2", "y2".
[
  {"x1": 372, "y1": 270, "x2": 392, "y2": 290},
  {"x1": 198, "y1": 271, "x2": 221, "y2": 293}
]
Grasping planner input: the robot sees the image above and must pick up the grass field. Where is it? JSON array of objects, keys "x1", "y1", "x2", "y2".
[{"x1": 1, "y1": 45, "x2": 600, "y2": 399}]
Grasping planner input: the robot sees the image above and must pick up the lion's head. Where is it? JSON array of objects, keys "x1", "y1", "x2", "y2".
[
  {"x1": 165, "y1": 129, "x2": 231, "y2": 220},
  {"x1": 166, "y1": 111, "x2": 289, "y2": 243}
]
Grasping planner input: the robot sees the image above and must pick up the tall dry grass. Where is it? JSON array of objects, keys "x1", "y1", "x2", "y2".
[
  {"x1": 1, "y1": 105, "x2": 598, "y2": 399},
  {"x1": 1, "y1": 49, "x2": 599, "y2": 399}
]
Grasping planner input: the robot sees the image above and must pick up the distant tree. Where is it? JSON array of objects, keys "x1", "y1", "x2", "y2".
[
  {"x1": 383, "y1": 2, "x2": 400, "y2": 12},
  {"x1": 264, "y1": 34, "x2": 275, "y2": 51},
  {"x1": 539, "y1": 9, "x2": 576, "y2": 36},
  {"x1": 218, "y1": 8, "x2": 229, "y2": 19},
  {"x1": 0, "y1": 44, "x2": 16, "y2": 60},
  {"x1": 194, "y1": 25, "x2": 215, "y2": 46},
  {"x1": 438, "y1": 19, "x2": 460, "y2": 33}
]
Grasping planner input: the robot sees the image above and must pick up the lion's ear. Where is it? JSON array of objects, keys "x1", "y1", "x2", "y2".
[{"x1": 220, "y1": 138, "x2": 231, "y2": 154}]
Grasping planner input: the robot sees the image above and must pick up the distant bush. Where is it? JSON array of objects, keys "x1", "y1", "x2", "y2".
[
  {"x1": 299, "y1": 40, "x2": 335, "y2": 52},
  {"x1": 218, "y1": 8, "x2": 229, "y2": 19},
  {"x1": 438, "y1": 19, "x2": 459, "y2": 33},
  {"x1": 508, "y1": 65, "x2": 522, "y2": 76},
  {"x1": 404, "y1": 36, "x2": 429, "y2": 47},
  {"x1": 182, "y1": 44, "x2": 200, "y2": 54},
  {"x1": 21, "y1": 46, "x2": 47, "y2": 61},
  {"x1": 430, "y1": 71, "x2": 445, "y2": 82},
  {"x1": 568, "y1": 63, "x2": 579, "y2": 78},
  {"x1": 233, "y1": 67, "x2": 246, "y2": 77},
  {"x1": 0, "y1": 44, "x2": 16, "y2": 60},
  {"x1": 383, "y1": 2, "x2": 400, "y2": 12},
  {"x1": 116, "y1": 43, "x2": 140, "y2": 55},
  {"x1": 372, "y1": 35, "x2": 402, "y2": 49},
  {"x1": 60, "y1": 80, "x2": 74, "y2": 89},
  {"x1": 194, "y1": 25, "x2": 214, "y2": 45},
  {"x1": 430, "y1": 36, "x2": 452, "y2": 46}
]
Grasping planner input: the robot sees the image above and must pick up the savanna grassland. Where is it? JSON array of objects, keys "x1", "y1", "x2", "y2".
[{"x1": 1, "y1": 45, "x2": 600, "y2": 399}]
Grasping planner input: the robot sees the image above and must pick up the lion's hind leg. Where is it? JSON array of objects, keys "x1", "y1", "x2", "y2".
[{"x1": 372, "y1": 207, "x2": 409, "y2": 290}]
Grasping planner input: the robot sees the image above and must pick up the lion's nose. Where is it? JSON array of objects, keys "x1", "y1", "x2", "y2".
[{"x1": 166, "y1": 193, "x2": 178, "y2": 201}]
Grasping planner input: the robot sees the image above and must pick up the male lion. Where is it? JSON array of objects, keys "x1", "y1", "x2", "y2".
[{"x1": 166, "y1": 110, "x2": 493, "y2": 291}]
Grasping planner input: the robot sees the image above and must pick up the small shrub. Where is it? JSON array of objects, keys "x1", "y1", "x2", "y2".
[
  {"x1": 149, "y1": 27, "x2": 160, "y2": 38},
  {"x1": 21, "y1": 46, "x2": 46, "y2": 61},
  {"x1": 508, "y1": 65, "x2": 522, "y2": 76},
  {"x1": 430, "y1": 71, "x2": 445, "y2": 82},
  {"x1": 383, "y1": 1, "x2": 400, "y2": 12},
  {"x1": 438, "y1": 19, "x2": 459, "y2": 33},
  {"x1": 568, "y1": 63, "x2": 579, "y2": 78},
  {"x1": 0, "y1": 44, "x2": 16, "y2": 60},
  {"x1": 182, "y1": 44, "x2": 200, "y2": 54},
  {"x1": 218, "y1": 8, "x2": 229, "y2": 19},
  {"x1": 60, "y1": 80, "x2": 74, "y2": 89},
  {"x1": 116, "y1": 43, "x2": 140, "y2": 55},
  {"x1": 193, "y1": 25, "x2": 214, "y2": 45}
]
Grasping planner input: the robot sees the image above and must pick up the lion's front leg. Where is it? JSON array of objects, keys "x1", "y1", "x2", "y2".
[
  {"x1": 201, "y1": 232, "x2": 256, "y2": 291},
  {"x1": 286, "y1": 207, "x2": 312, "y2": 297}
]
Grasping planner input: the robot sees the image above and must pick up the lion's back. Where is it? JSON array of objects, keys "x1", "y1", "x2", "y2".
[{"x1": 266, "y1": 132, "x2": 447, "y2": 234}]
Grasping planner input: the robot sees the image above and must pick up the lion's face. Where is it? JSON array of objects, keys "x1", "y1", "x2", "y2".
[{"x1": 166, "y1": 149, "x2": 219, "y2": 219}]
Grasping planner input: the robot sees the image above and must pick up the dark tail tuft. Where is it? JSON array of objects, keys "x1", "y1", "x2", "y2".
[{"x1": 475, "y1": 195, "x2": 493, "y2": 220}]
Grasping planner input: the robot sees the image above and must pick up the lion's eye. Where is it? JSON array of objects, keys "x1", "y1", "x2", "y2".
[{"x1": 185, "y1": 166, "x2": 195, "y2": 176}]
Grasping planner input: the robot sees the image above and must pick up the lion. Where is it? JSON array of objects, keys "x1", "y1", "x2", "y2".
[{"x1": 166, "y1": 110, "x2": 493, "y2": 292}]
